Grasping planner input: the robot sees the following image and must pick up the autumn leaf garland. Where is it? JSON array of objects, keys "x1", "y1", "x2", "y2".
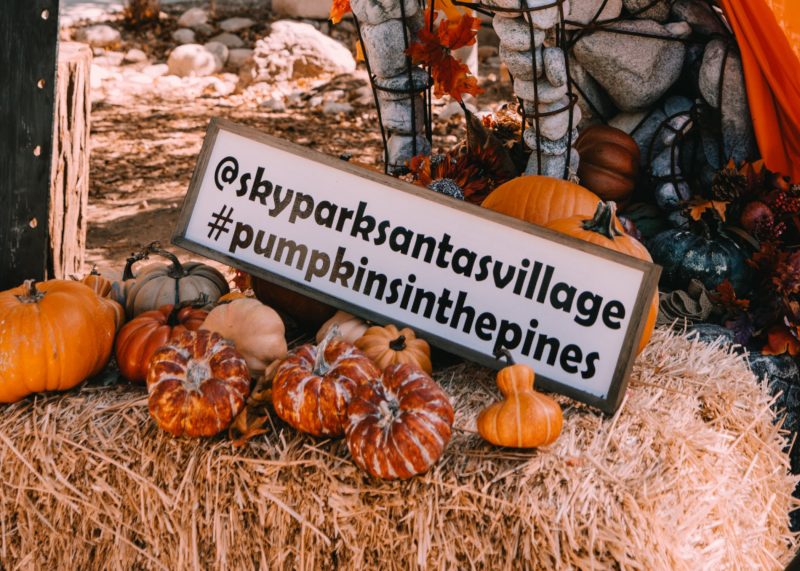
[{"x1": 406, "y1": 9, "x2": 483, "y2": 102}]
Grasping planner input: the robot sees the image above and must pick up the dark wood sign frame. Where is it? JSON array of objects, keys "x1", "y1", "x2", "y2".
[{"x1": 174, "y1": 118, "x2": 661, "y2": 414}]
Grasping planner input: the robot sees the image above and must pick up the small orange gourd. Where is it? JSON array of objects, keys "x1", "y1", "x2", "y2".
[
  {"x1": 477, "y1": 350, "x2": 563, "y2": 448},
  {"x1": 355, "y1": 324, "x2": 432, "y2": 374}
]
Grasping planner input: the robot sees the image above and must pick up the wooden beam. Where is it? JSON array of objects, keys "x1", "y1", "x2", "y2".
[{"x1": 0, "y1": 1, "x2": 60, "y2": 289}]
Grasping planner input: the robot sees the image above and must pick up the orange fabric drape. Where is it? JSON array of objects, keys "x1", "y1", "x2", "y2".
[{"x1": 719, "y1": 0, "x2": 800, "y2": 181}]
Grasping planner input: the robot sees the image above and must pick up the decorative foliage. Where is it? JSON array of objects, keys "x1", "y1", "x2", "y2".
[
  {"x1": 345, "y1": 363, "x2": 454, "y2": 480},
  {"x1": 329, "y1": 0, "x2": 351, "y2": 24},
  {"x1": 406, "y1": 8, "x2": 482, "y2": 102},
  {"x1": 687, "y1": 198, "x2": 728, "y2": 223}
]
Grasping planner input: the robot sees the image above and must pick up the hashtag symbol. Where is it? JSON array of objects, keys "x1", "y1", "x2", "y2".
[{"x1": 207, "y1": 205, "x2": 234, "y2": 241}]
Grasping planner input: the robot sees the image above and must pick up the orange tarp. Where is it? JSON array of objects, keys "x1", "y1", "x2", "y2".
[{"x1": 720, "y1": 0, "x2": 800, "y2": 181}]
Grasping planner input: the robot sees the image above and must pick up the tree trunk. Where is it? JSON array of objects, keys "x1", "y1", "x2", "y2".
[{"x1": 49, "y1": 42, "x2": 92, "y2": 279}]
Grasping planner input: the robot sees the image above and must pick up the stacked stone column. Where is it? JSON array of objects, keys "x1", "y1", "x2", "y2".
[
  {"x1": 352, "y1": 0, "x2": 431, "y2": 174},
  {"x1": 489, "y1": 0, "x2": 581, "y2": 179}
]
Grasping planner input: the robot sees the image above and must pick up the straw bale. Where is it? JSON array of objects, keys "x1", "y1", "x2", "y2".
[{"x1": 0, "y1": 329, "x2": 796, "y2": 569}]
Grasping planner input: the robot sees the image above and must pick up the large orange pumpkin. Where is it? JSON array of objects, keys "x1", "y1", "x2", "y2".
[
  {"x1": 481, "y1": 176, "x2": 601, "y2": 227},
  {"x1": 546, "y1": 202, "x2": 659, "y2": 354},
  {"x1": 575, "y1": 125, "x2": 640, "y2": 203},
  {"x1": 0, "y1": 280, "x2": 117, "y2": 403}
]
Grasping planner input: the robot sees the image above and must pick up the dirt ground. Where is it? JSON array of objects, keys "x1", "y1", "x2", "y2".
[{"x1": 82, "y1": 10, "x2": 512, "y2": 280}]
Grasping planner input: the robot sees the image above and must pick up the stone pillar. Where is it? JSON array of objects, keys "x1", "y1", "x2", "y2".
[
  {"x1": 352, "y1": 0, "x2": 431, "y2": 174},
  {"x1": 488, "y1": 0, "x2": 580, "y2": 179}
]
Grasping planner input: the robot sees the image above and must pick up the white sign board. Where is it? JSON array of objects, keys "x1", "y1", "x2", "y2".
[{"x1": 174, "y1": 119, "x2": 660, "y2": 413}]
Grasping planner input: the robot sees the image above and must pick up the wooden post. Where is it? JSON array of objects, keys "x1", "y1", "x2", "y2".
[
  {"x1": 0, "y1": 1, "x2": 60, "y2": 290},
  {"x1": 49, "y1": 42, "x2": 92, "y2": 279}
]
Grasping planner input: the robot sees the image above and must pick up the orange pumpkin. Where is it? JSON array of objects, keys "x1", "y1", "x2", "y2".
[
  {"x1": 272, "y1": 333, "x2": 381, "y2": 437},
  {"x1": 477, "y1": 351, "x2": 562, "y2": 448},
  {"x1": 355, "y1": 324, "x2": 432, "y2": 374},
  {"x1": 546, "y1": 202, "x2": 659, "y2": 353},
  {"x1": 80, "y1": 267, "x2": 125, "y2": 331},
  {"x1": 115, "y1": 303, "x2": 209, "y2": 383},
  {"x1": 481, "y1": 176, "x2": 601, "y2": 227},
  {"x1": 0, "y1": 280, "x2": 116, "y2": 403},
  {"x1": 575, "y1": 125, "x2": 640, "y2": 203},
  {"x1": 345, "y1": 364, "x2": 454, "y2": 480},
  {"x1": 252, "y1": 277, "x2": 336, "y2": 328},
  {"x1": 316, "y1": 311, "x2": 369, "y2": 345},
  {"x1": 147, "y1": 329, "x2": 251, "y2": 437}
]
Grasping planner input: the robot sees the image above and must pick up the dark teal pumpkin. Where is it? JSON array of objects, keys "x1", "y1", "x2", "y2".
[
  {"x1": 620, "y1": 203, "x2": 669, "y2": 241},
  {"x1": 648, "y1": 226, "x2": 753, "y2": 295}
]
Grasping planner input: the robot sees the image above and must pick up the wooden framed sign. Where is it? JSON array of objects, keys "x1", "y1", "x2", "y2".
[{"x1": 174, "y1": 118, "x2": 661, "y2": 413}]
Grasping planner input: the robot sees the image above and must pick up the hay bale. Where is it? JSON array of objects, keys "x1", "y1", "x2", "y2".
[{"x1": 0, "y1": 329, "x2": 796, "y2": 569}]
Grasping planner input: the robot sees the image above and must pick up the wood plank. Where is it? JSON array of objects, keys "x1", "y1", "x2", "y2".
[
  {"x1": 0, "y1": 1, "x2": 60, "y2": 289},
  {"x1": 49, "y1": 41, "x2": 92, "y2": 279}
]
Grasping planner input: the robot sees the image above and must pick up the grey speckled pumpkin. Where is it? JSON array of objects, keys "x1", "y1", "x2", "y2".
[
  {"x1": 648, "y1": 226, "x2": 753, "y2": 295},
  {"x1": 121, "y1": 243, "x2": 229, "y2": 318}
]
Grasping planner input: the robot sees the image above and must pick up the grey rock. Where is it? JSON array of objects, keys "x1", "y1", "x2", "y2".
[
  {"x1": 525, "y1": 148, "x2": 580, "y2": 178},
  {"x1": 687, "y1": 323, "x2": 735, "y2": 347},
  {"x1": 573, "y1": 19, "x2": 685, "y2": 111},
  {"x1": 380, "y1": 95, "x2": 426, "y2": 134},
  {"x1": 663, "y1": 95, "x2": 694, "y2": 117},
  {"x1": 514, "y1": 78, "x2": 567, "y2": 104},
  {"x1": 665, "y1": 21, "x2": 692, "y2": 38},
  {"x1": 652, "y1": 146, "x2": 682, "y2": 177},
  {"x1": 667, "y1": 209, "x2": 690, "y2": 227},
  {"x1": 488, "y1": 0, "x2": 564, "y2": 29},
  {"x1": 227, "y1": 48, "x2": 254, "y2": 70},
  {"x1": 204, "y1": 41, "x2": 229, "y2": 66},
  {"x1": 493, "y1": 15, "x2": 545, "y2": 52},
  {"x1": 523, "y1": 97, "x2": 582, "y2": 141},
  {"x1": 623, "y1": 0, "x2": 670, "y2": 22},
  {"x1": 609, "y1": 107, "x2": 666, "y2": 158},
  {"x1": 142, "y1": 63, "x2": 169, "y2": 78},
  {"x1": 570, "y1": 55, "x2": 617, "y2": 125},
  {"x1": 323, "y1": 101, "x2": 354, "y2": 114},
  {"x1": 499, "y1": 45, "x2": 543, "y2": 81},
  {"x1": 671, "y1": 0, "x2": 726, "y2": 36},
  {"x1": 194, "y1": 23, "x2": 216, "y2": 37},
  {"x1": 252, "y1": 20, "x2": 356, "y2": 82},
  {"x1": 260, "y1": 97, "x2": 287, "y2": 112},
  {"x1": 569, "y1": 0, "x2": 622, "y2": 25},
  {"x1": 172, "y1": 28, "x2": 197, "y2": 45},
  {"x1": 123, "y1": 48, "x2": 148, "y2": 64},
  {"x1": 75, "y1": 24, "x2": 121, "y2": 48},
  {"x1": 219, "y1": 17, "x2": 255, "y2": 33},
  {"x1": 177, "y1": 7, "x2": 208, "y2": 29},
  {"x1": 387, "y1": 134, "x2": 431, "y2": 174},
  {"x1": 699, "y1": 39, "x2": 757, "y2": 162},
  {"x1": 210, "y1": 32, "x2": 245, "y2": 49},
  {"x1": 350, "y1": 0, "x2": 418, "y2": 26},
  {"x1": 544, "y1": 47, "x2": 567, "y2": 87},
  {"x1": 272, "y1": 0, "x2": 333, "y2": 19},
  {"x1": 167, "y1": 44, "x2": 222, "y2": 77},
  {"x1": 702, "y1": 130, "x2": 722, "y2": 169},
  {"x1": 655, "y1": 181, "x2": 691, "y2": 210},
  {"x1": 361, "y1": 15, "x2": 422, "y2": 78},
  {"x1": 661, "y1": 113, "x2": 692, "y2": 146},
  {"x1": 524, "y1": 128, "x2": 579, "y2": 155},
  {"x1": 375, "y1": 68, "x2": 430, "y2": 101}
]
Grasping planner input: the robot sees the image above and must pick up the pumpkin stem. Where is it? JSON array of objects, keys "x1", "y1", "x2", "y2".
[
  {"x1": 582, "y1": 201, "x2": 624, "y2": 240},
  {"x1": 144, "y1": 242, "x2": 186, "y2": 278},
  {"x1": 122, "y1": 250, "x2": 148, "y2": 281},
  {"x1": 16, "y1": 279, "x2": 45, "y2": 304},
  {"x1": 494, "y1": 347, "x2": 515, "y2": 365},
  {"x1": 313, "y1": 324, "x2": 339, "y2": 375},
  {"x1": 389, "y1": 335, "x2": 407, "y2": 351}
]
